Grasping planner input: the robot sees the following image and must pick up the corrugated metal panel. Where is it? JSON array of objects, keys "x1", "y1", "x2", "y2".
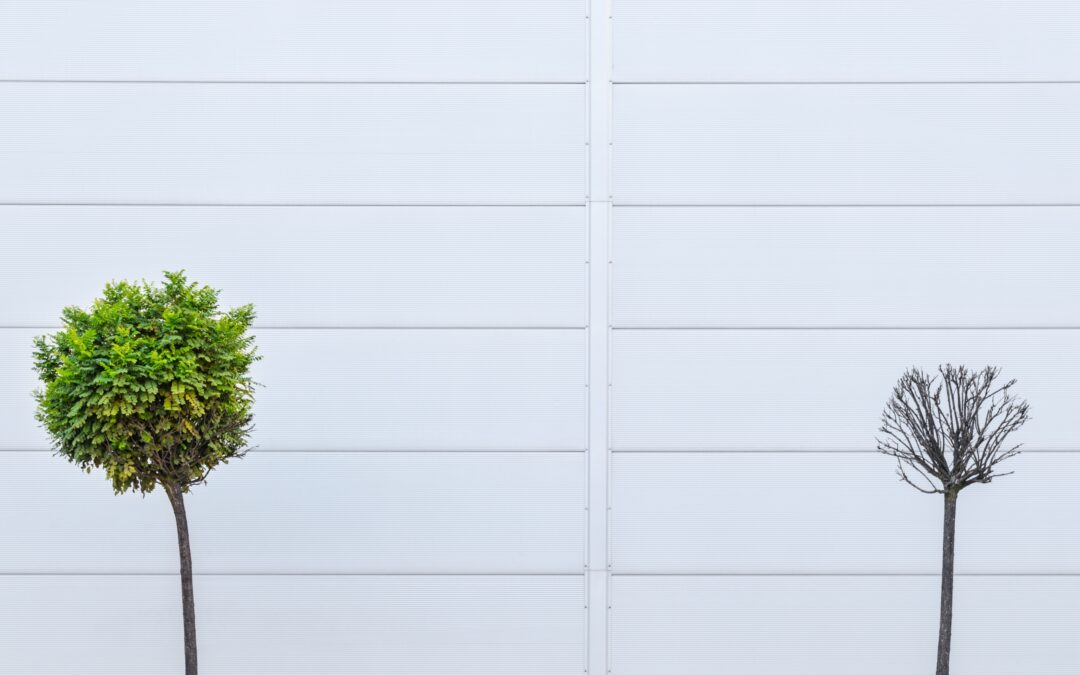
[
  {"x1": 611, "y1": 452, "x2": 1080, "y2": 574},
  {"x1": 0, "y1": 83, "x2": 585, "y2": 204},
  {"x1": 613, "y1": 0, "x2": 1080, "y2": 82},
  {"x1": 3, "y1": 1, "x2": 1075, "y2": 671},
  {"x1": 0, "y1": 1, "x2": 584, "y2": 82},
  {"x1": 611, "y1": 329, "x2": 1080, "y2": 451},
  {"x1": 612, "y1": 84, "x2": 1080, "y2": 204},
  {"x1": 1, "y1": 328, "x2": 587, "y2": 451},
  {"x1": 0, "y1": 575, "x2": 586, "y2": 674},
  {"x1": 610, "y1": 576, "x2": 1080, "y2": 675},
  {"x1": 0, "y1": 206, "x2": 586, "y2": 327},
  {"x1": 1, "y1": 451, "x2": 585, "y2": 573},
  {"x1": 612, "y1": 206, "x2": 1080, "y2": 327}
]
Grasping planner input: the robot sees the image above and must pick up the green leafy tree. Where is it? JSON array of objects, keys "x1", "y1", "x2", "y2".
[{"x1": 32, "y1": 271, "x2": 258, "y2": 675}]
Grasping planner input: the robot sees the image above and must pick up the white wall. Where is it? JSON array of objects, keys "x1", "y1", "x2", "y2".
[
  {"x1": 1, "y1": 1, "x2": 1078, "y2": 673},
  {"x1": 609, "y1": 1, "x2": 1080, "y2": 673},
  {"x1": 0, "y1": 2, "x2": 588, "y2": 673}
]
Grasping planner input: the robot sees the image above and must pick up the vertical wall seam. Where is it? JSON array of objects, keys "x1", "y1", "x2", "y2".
[{"x1": 587, "y1": 0, "x2": 613, "y2": 672}]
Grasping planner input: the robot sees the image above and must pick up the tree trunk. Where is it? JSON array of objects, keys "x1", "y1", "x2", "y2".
[
  {"x1": 936, "y1": 490, "x2": 958, "y2": 675},
  {"x1": 166, "y1": 483, "x2": 198, "y2": 675}
]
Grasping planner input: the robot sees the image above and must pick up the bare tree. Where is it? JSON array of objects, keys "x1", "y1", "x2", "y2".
[{"x1": 878, "y1": 365, "x2": 1029, "y2": 675}]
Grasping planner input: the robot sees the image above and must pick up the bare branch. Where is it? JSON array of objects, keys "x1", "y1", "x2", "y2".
[{"x1": 876, "y1": 365, "x2": 1029, "y2": 496}]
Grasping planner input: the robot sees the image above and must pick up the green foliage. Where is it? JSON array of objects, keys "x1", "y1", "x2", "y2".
[{"x1": 32, "y1": 271, "x2": 259, "y2": 495}]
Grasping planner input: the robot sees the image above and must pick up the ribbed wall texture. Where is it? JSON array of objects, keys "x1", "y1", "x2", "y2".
[
  {"x1": 2, "y1": 1, "x2": 1079, "y2": 673},
  {"x1": 609, "y1": 1, "x2": 1080, "y2": 673},
  {"x1": 0, "y1": 2, "x2": 588, "y2": 673}
]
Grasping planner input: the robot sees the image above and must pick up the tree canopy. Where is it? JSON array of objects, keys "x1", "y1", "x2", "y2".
[
  {"x1": 33, "y1": 271, "x2": 259, "y2": 494},
  {"x1": 878, "y1": 364, "x2": 1029, "y2": 495}
]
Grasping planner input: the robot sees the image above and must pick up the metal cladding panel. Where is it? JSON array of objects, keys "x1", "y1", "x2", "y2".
[
  {"x1": 0, "y1": 0, "x2": 585, "y2": 82},
  {"x1": 3, "y1": 1, "x2": 1077, "y2": 672},
  {"x1": 612, "y1": 83, "x2": 1080, "y2": 205},
  {"x1": 1, "y1": 451, "x2": 585, "y2": 574},
  {"x1": 613, "y1": 0, "x2": 1080, "y2": 82},
  {"x1": 0, "y1": 83, "x2": 585, "y2": 204},
  {"x1": 609, "y1": 576, "x2": 1080, "y2": 675},
  {"x1": 610, "y1": 329, "x2": 1080, "y2": 451},
  {"x1": 0, "y1": 206, "x2": 586, "y2": 327},
  {"x1": 0, "y1": 575, "x2": 587, "y2": 674},
  {"x1": 1, "y1": 328, "x2": 587, "y2": 451},
  {"x1": 610, "y1": 452, "x2": 1080, "y2": 574},
  {"x1": 611, "y1": 206, "x2": 1080, "y2": 327}
]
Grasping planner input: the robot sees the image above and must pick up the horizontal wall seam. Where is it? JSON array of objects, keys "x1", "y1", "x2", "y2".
[
  {"x1": 609, "y1": 326, "x2": 1080, "y2": 331},
  {"x1": 611, "y1": 572, "x2": 1080, "y2": 577},
  {"x1": 8, "y1": 448, "x2": 1075, "y2": 454},
  {"x1": 0, "y1": 448, "x2": 588, "y2": 454},
  {"x1": 0, "y1": 79, "x2": 588, "y2": 85},
  {"x1": 610, "y1": 203, "x2": 1080, "y2": 208},
  {"x1": 0, "y1": 202, "x2": 589, "y2": 208},
  {"x1": 608, "y1": 448, "x2": 1080, "y2": 454},
  {"x1": 3, "y1": 572, "x2": 1074, "y2": 578},
  {"x1": 0, "y1": 572, "x2": 589, "y2": 577},
  {"x1": 613, "y1": 80, "x2": 1080, "y2": 86},
  {"x1": 8, "y1": 327, "x2": 1075, "y2": 332},
  {"x1": 15, "y1": 202, "x2": 1076, "y2": 208},
  {"x1": 2, "y1": 326, "x2": 588, "y2": 331}
]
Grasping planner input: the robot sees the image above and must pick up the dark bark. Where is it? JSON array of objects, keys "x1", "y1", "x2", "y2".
[
  {"x1": 166, "y1": 483, "x2": 198, "y2": 675},
  {"x1": 936, "y1": 490, "x2": 958, "y2": 675}
]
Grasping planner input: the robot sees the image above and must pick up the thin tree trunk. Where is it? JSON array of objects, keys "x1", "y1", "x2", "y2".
[
  {"x1": 166, "y1": 483, "x2": 198, "y2": 675},
  {"x1": 937, "y1": 490, "x2": 958, "y2": 675}
]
